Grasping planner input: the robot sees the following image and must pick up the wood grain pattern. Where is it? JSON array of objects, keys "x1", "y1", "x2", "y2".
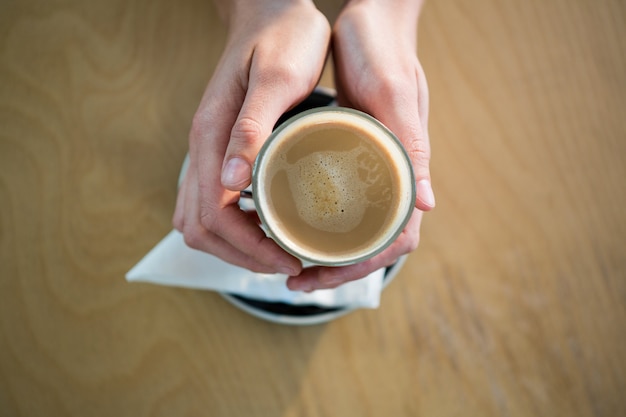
[{"x1": 1, "y1": 0, "x2": 625, "y2": 416}]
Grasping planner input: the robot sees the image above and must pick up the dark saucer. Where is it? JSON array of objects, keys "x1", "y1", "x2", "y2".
[{"x1": 219, "y1": 256, "x2": 406, "y2": 325}]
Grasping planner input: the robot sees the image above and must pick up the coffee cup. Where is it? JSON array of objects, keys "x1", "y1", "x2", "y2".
[{"x1": 251, "y1": 107, "x2": 415, "y2": 266}]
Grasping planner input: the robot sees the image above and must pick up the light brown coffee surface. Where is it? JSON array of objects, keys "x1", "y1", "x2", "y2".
[{"x1": 265, "y1": 122, "x2": 401, "y2": 256}]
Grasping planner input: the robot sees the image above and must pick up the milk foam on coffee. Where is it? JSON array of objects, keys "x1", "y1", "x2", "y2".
[
  {"x1": 253, "y1": 108, "x2": 415, "y2": 265},
  {"x1": 284, "y1": 144, "x2": 388, "y2": 233}
]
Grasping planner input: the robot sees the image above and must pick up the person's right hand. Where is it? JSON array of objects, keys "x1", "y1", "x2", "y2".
[
  {"x1": 173, "y1": 0, "x2": 330, "y2": 275},
  {"x1": 286, "y1": 0, "x2": 434, "y2": 292}
]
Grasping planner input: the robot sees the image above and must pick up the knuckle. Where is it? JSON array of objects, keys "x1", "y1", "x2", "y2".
[
  {"x1": 254, "y1": 60, "x2": 309, "y2": 98},
  {"x1": 257, "y1": 60, "x2": 297, "y2": 86},
  {"x1": 183, "y1": 227, "x2": 206, "y2": 250},
  {"x1": 190, "y1": 111, "x2": 209, "y2": 141},
  {"x1": 231, "y1": 116, "x2": 264, "y2": 148},
  {"x1": 406, "y1": 136, "x2": 431, "y2": 162},
  {"x1": 367, "y1": 71, "x2": 408, "y2": 104},
  {"x1": 190, "y1": 102, "x2": 222, "y2": 144},
  {"x1": 199, "y1": 205, "x2": 220, "y2": 233}
]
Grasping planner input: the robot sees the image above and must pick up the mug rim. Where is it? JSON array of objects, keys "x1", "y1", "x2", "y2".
[{"x1": 252, "y1": 106, "x2": 416, "y2": 266}]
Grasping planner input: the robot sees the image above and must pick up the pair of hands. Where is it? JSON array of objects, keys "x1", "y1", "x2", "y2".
[{"x1": 173, "y1": 0, "x2": 434, "y2": 292}]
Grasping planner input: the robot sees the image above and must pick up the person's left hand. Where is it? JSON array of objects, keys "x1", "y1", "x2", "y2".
[{"x1": 287, "y1": 0, "x2": 434, "y2": 292}]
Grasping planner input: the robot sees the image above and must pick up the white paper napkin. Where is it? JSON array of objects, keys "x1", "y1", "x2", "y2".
[{"x1": 126, "y1": 230, "x2": 384, "y2": 309}]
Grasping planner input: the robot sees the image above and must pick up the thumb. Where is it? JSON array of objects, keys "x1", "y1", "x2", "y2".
[
  {"x1": 220, "y1": 77, "x2": 306, "y2": 191},
  {"x1": 395, "y1": 116, "x2": 435, "y2": 212},
  {"x1": 368, "y1": 90, "x2": 434, "y2": 211},
  {"x1": 413, "y1": 61, "x2": 435, "y2": 211},
  {"x1": 406, "y1": 121, "x2": 436, "y2": 212}
]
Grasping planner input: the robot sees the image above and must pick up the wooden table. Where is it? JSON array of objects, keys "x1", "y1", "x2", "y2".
[{"x1": 1, "y1": 1, "x2": 625, "y2": 416}]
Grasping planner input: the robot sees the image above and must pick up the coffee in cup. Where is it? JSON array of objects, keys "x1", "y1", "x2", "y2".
[{"x1": 252, "y1": 108, "x2": 415, "y2": 266}]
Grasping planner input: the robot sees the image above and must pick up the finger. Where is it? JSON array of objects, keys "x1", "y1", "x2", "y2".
[
  {"x1": 209, "y1": 201, "x2": 303, "y2": 276},
  {"x1": 189, "y1": 82, "x2": 304, "y2": 277},
  {"x1": 193, "y1": 119, "x2": 303, "y2": 276},
  {"x1": 411, "y1": 61, "x2": 436, "y2": 211},
  {"x1": 181, "y1": 162, "x2": 290, "y2": 274},
  {"x1": 286, "y1": 210, "x2": 423, "y2": 291},
  {"x1": 220, "y1": 55, "x2": 310, "y2": 191},
  {"x1": 172, "y1": 168, "x2": 188, "y2": 231},
  {"x1": 189, "y1": 70, "x2": 303, "y2": 274},
  {"x1": 416, "y1": 60, "x2": 430, "y2": 137},
  {"x1": 368, "y1": 77, "x2": 435, "y2": 212},
  {"x1": 184, "y1": 224, "x2": 280, "y2": 274}
]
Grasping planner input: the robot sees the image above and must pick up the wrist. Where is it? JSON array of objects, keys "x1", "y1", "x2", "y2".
[
  {"x1": 340, "y1": 0, "x2": 423, "y2": 26},
  {"x1": 336, "y1": 0, "x2": 422, "y2": 47},
  {"x1": 216, "y1": 0, "x2": 315, "y2": 26},
  {"x1": 344, "y1": 0, "x2": 424, "y2": 11}
]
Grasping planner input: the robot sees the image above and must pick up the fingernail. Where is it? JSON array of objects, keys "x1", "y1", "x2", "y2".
[
  {"x1": 416, "y1": 179, "x2": 436, "y2": 208},
  {"x1": 221, "y1": 157, "x2": 250, "y2": 189},
  {"x1": 278, "y1": 266, "x2": 297, "y2": 276}
]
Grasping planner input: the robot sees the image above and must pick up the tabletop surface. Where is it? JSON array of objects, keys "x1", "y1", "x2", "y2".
[{"x1": 1, "y1": 1, "x2": 625, "y2": 416}]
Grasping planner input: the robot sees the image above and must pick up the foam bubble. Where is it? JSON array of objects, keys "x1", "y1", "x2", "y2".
[{"x1": 283, "y1": 144, "x2": 392, "y2": 233}]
